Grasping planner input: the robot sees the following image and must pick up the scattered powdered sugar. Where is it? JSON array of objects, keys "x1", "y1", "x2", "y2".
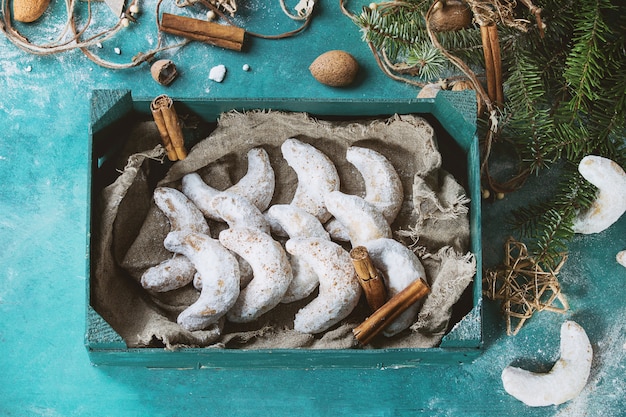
[{"x1": 444, "y1": 299, "x2": 482, "y2": 341}]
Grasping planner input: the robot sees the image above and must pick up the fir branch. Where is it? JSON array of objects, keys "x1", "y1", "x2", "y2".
[
  {"x1": 585, "y1": 98, "x2": 626, "y2": 162},
  {"x1": 405, "y1": 43, "x2": 447, "y2": 79},
  {"x1": 354, "y1": 3, "x2": 429, "y2": 61},
  {"x1": 532, "y1": 208, "x2": 573, "y2": 268},
  {"x1": 591, "y1": 31, "x2": 626, "y2": 163},
  {"x1": 344, "y1": 0, "x2": 626, "y2": 267},
  {"x1": 500, "y1": 0, "x2": 625, "y2": 169},
  {"x1": 352, "y1": 1, "x2": 488, "y2": 79},
  {"x1": 563, "y1": 0, "x2": 616, "y2": 116},
  {"x1": 502, "y1": 47, "x2": 554, "y2": 172},
  {"x1": 546, "y1": 113, "x2": 591, "y2": 161},
  {"x1": 436, "y1": 27, "x2": 485, "y2": 67},
  {"x1": 510, "y1": 163, "x2": 597, "y2": 268}
]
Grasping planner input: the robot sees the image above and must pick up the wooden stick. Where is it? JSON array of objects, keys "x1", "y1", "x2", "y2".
[
  {"x1": 353, "y1": 278, "x2": 430, "y2": 345},
  {"x1": 150, "y1": 95, "x2": 187, "y2": 161},
  {"x1": 350, "y1": 246, "x2": 387, "y2": 311},
  {"x1": 160, "y1": 13, "x2": 245, "y2": 51}
]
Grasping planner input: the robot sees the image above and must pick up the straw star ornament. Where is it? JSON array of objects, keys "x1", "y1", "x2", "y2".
[{"x1": 484, "y1": 238, "x2": 569, "y2": 336}]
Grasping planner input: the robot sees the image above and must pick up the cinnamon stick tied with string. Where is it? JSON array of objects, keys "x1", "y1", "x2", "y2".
[
  {"x1": 350, "y1": 246, "x2": 387, "y2": 311},
  {"x1": 160, "y1": 13, "x2": 245, "y2": 51},
  {"x1": 353, "y1": 277, "x2": 430, "y2": 345},
  {"x1": 150, "y1": 94, "x2": 187, "y2": 161}
]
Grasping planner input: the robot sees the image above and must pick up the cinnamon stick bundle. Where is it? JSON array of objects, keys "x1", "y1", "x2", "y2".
[
  {"x1": 160, "y1": 13, "x2": 245, "y2": 51},
  {"x1": 353, "y1": 278, "x2": 430, "y2": 345},
  {"x1": 350, "y1": 246, "x2": 387, "y2": 311},
  {"x1": 150, "y1": 95, "x2": 187, "y2": 161}
]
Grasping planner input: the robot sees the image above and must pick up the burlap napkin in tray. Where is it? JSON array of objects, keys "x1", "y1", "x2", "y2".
[{"x1": 91, "y1": 111, "x2": 475, "y2": 350}]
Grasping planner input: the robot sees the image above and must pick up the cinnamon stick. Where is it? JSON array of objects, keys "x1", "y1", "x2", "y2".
[
  {"x1": 150, "y1": 95, "x2": 187, "y2": 161},
  {"x1": 488, "y1": 24, "x2": 504, "y2": 106},
  {"x1": 160, "y1": 13, "x2": 245, "y2": 51},
  {"x1": 480, "y1": 24, "x2": 496, "y2": 106},
  {"x1": 353, "y1": 278, "x2": 430, "y2": 345},
  {"x1": 350, "y1": 246, "x2": 387, "y2": 311},
  {"x1": 480, "y1": 24, "x2": 503, "y2": 108}
]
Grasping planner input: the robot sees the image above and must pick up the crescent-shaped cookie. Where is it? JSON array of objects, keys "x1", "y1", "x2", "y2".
[
  {"x1": 193, "y1": 256, "x2": 254, "y2": 291},
  {"x1": 364, "y1": 238, "x2": 427, "y2": 336},
  {"x1": 285, "y1": 238, "x2": 362, "y2": 334},
  {"x1": 325, "y1": 190, "x2": 392, "y2": 246},
  {"x1": 180, "y1": 172, "x2": 221, "y2": 220},
  {"x1": 164, "y1": 231, "x2": 240, "y2": 332},
  {"x1": 572, "y1": 155, "x2": 626, "y2": 234},
  {"x1": 266, "y1": 204, "x2": 330, "y2": 240},
  {"x1": 228, "y1": 147, "x2": 275, "y2": 212},
  {"x1": 219, "y1": 227, "x2": 293, "y2": 322},
  {"x1": 501, "y1": 321, "x2": 593, "y2": 406},
  {"x1": 346, "y1": 146, "x2": 403, "y2": 223},
  {"x1": 281, "y1": 138, "x2": 340, "y2": 223},
  {"x1": 141, "y1": 187, "x2": 210, "y2": 292},
  {"x1": 153, "y1": 187, "x2": 210, "y2": 234},
  {"x1": 266, "y1": 204, "x2": 330, "y2": 302},
  {"x1": 140, "y1": 255, "x2": 196, "y2": 292},
  {"x1": 181, "y1": 147, "x2": 275, "y2": 220},
  {"x1": 210, "y1": 192, "x2": 270, "y2": 234},
  {"x1": 326, "y1": 147, "x2": 403, "y2": 242}
]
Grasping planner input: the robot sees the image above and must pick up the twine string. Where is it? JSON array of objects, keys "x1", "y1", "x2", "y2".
[{"x1": 1, "y1": 0, "x2": 317, "y2": 69}]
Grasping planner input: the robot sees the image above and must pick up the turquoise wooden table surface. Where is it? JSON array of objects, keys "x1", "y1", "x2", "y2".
[{"x1": 1, "y1": 1, "x2": 624, "y2": 415}]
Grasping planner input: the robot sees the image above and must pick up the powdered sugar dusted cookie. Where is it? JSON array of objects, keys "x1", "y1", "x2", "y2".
[
  {"x1": 210, "y1": 192, "x2": 270, "y2": 234},
  {"x1": 326, "y1": 147, "x2": 403, "y2": 242},
  {"x1": 266, "y1": 204, "x2": 330, "y2": 240},
  {"x1": 572, "y1": 155, "x2": 626, "y2": 234},
  {"x1": 180, "y1": 172, "x2": 221, "y2": 220},
  {"x1": 286, "y1": 238, "x2": 361, "y2": 334},
  {"x1": 141, "y1": 187, "x2": 210, "y2": 292},
  {"x1": 193, "y1": 255, "x2": 254, "y2": 291},
  {"x1": 323, "y1": 218, "x2": 351, "y2": 242},
  {"x1": 227, "y1": 147, "x2": 275, "y2": 212},
  {"x1": 153, "y1": 187, "x2": 210, "y2": 234},
  {"x1": 501, "y1": 321, "x2": 593, "y2": 407},
  {"x1": 364, "y1": 238, "x2": 426, "y2": 336},
  {"x1": 281, "y1": 138, "x2": 340, "y2": 223},
  {"x1": 325, "y1": 190, "x2": 392, "y2": 246},
  {"x1": 164, "y1": 231, "x2": 240, "y2": 332},
  {"x1": 219, "y1": 227, "x2": 293, "y2": 322},
  {"x1": 346, "y1": 146, "x2": 403, "y2": 223},
  {"x1": 266, "y1": 204, "x2": 330, "y2": 303},
  {"x1": 181, "y1": 147, "x2": 275, "y2": 220},
  {"x1": 617, "y1": 250, "x2": 626, "y2": 268},
  {"x1": 140, "y1": 255, "x2": 196, "y2": 292}
]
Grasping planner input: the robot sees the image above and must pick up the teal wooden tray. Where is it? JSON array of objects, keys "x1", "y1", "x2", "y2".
[{"x1": 86, "y1": 89, "x2": 482, "y2": 368}]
